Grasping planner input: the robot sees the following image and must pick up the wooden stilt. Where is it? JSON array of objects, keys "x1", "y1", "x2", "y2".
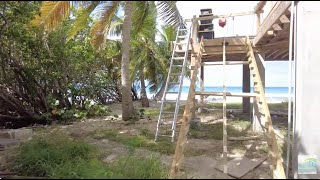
[
  {"x1": 200, "y1": 65, "x2": 204, "y2": 112},
  {"x1": 169, "y1": 37, "x2": 205, "y2": 179},
  {"x1": 222, "y1": 36, "x2": 228, "y2": 174}
]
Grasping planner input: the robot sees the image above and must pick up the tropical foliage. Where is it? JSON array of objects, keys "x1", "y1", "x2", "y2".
[{"x1": 0, "y1": 1, "x2": 183, "y2": 126}]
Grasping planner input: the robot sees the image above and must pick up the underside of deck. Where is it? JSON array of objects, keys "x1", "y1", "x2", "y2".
[{"x1": 188, "y1": 1, "x2": 293, "y2": 62}]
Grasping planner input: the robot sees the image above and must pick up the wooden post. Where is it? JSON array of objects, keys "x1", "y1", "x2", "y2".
[
  {"x1": 191, "y1": 15, "x2": 198, "y2": 121},
  {"x1": 169, "y1": 38, "x2": 204, "y2": 179},
  {"x1": 252, "y1": 52, "x2": 265, "y2": 132},
  {"x1": 256, "y1": 11, "x2": 261, "y2": 33},
  {"x1": 191, "y1": 15, "x2": 198, "y2": 43},
  {"x1": 242, "y1": 63, "x2": 251, "y2": 114},
  {"x1": 199, "y1": 65, "x2": 204, "y2": 113},
  {"x1": 222, "y1": 37, "x2": 228, "y2": 174}
]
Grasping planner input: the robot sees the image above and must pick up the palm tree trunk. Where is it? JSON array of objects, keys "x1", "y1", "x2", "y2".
[
  {"x1": 121, "y1": 1, "x2": 135, "y2": 121},
  {"x1": 140, "y1": 65, "x2": 149, "y2": 107},
  {"x1": 154, "y1": 80, "x2": 166, "y2": 101}
]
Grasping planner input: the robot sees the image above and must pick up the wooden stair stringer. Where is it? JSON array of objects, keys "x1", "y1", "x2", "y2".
[{"x1": 245, "y1": 37, "x2": 286, "y2": 179}]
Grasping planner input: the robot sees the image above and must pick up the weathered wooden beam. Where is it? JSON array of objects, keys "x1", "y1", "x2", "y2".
[
  {"x1": 190, "y1": 11, "x2": 257, "y2": 22},
  {"x1": 266, "y1": 50, "x2": 280, "y2": 59},
  {"x1": 279, "y1": 14, "x2": 290, "y2": 24},
  {"x1": 202, "y1": 37, "x2": 249, "y2": 47},
  {"x1": 202, "y1": 61, "x2": 249, "y2": 66},
  {"x1": 195, "y1": 92, "x2": 257, "y2": 97},
  {"x1": 228, "y1": 136, "x2": 260, "y2": 141},
  {"x1": 254, "y1": 1, "x2": 267, "y2": 12},
  {"x1": 268, "y1": 23, "x2": 290, "y2": 44},
  {"x1": 273, "y1": 49, "x2": 288, "y2": 59},
  {"x1": 272, "y1": 23, "x2": 283, "y2": 31},
  {"x1": 253, "y1": 1, "x2": 292, "y2": 46}
]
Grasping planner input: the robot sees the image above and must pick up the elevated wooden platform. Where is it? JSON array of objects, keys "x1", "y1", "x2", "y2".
[
  {"x1": 185, "y1": 1, "x2": 293, "y2": 62},
  {"x1": 189, "y1": 35, "x2": 290, "y2": 62}
]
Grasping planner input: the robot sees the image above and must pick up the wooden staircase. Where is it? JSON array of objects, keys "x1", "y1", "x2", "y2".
[
  {"x1": 245, "y1": 36, "x2": 286, "y2": 179},
  {"x1": 168, "y1": 35, "x2": 286, "y2": 179}
]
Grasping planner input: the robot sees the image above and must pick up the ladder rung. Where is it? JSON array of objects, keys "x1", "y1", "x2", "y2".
[
  {"x1": 162, "y1": 111, "x2": 175, "y2": 114},
  {"x1": 172, "y1": 65, "x2": 183, "y2": 67},
  {"x1": 166, "y1": 92, "x2": 179, "y2": 94},
  {"x1": 168, "y1": 82, "x2": 180, "y2": 85},
  {"x1": 172, "y1": 57, "x2": 185, "y2": 60},
  {"x1": 161, "y1": 116, "x2": 174, "y2": 119},
  {"x1": 170, "y1": 73, "x2": 181, "y2": 76},
  {"x1": 164, "y1": 100, "x2": 177, "y2": 103},
  {"x1": 178, "y1": 35, "x2": 188, "y2": 38},
  {"x1": 175, "y1": 42, "x2": 187, "y2": 45},
  {"x1": 175, "y1": 49, "x2": 186, "y2": 53},
  {"x1": 159, "y1": 135, "x2": 172, "y2": 137}
]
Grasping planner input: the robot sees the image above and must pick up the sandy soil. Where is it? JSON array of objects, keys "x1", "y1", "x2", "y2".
[{"x1": 1, "y1": 100, "x2": 290, "y2": 179}]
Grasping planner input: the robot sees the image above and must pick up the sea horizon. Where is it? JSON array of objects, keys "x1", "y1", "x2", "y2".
[{"x1": 146, "y1": 86, "x2": 292, "y2": 103}]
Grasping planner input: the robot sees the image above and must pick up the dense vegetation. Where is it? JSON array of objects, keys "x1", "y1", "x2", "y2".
[{"x1": 0, "y1": 1, "x2": 180, "y2": 128}]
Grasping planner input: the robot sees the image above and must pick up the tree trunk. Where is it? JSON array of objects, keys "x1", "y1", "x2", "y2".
[
  {"x1": 140, "y1": 66, "x2": 149, "y2": 107},
  {"x1": 121, "y1": 1, "x2": 135, "y2": 121},
  {"x1": 154, "y1": 80, "x2": 166, "y2": 101}
]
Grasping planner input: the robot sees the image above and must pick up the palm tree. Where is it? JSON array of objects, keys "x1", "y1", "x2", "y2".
[
  {"x1": 30, "y1": 1, "x2": 183, "y2": 120},
  {"x1": 152, "y1": 25, "x2": 178, "y2": 101}
]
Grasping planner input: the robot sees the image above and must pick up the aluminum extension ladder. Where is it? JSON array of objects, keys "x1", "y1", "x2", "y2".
[{"x1": 154, "y1": 23, "x2": 192, "y2": 142}]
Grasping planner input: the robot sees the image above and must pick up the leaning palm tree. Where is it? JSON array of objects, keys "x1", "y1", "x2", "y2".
[{"x1": 30, "y1": 1, "x2": 183, "y2": 121}]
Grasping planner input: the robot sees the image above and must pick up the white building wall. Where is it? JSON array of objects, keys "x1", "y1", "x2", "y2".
[{"x1": 294, "y1": 1, "x2": 320, "y2": 178}]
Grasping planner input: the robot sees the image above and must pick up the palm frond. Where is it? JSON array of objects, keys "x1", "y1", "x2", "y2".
[
  {"x1": 108, "y1": 16, "x2": 123, "y2": 38},
  {"x1": 134, "y1": 1, "x2": 157, "y2": 40},
  {"x1": 161, "y1": 25, "x2": 176, "y2": 41},
  {"x1": 66, "y1": 1, "x2": 100, "y2": 42},
  {"x1": 131, "y1": 1, "x2": 149, "y2": 38},
  {"x1": 30, "y1": 1, "x2": 71, "y2": 30},
  {"x1": 90, "y1": 1, "x2": 120, "y2": 50},
  {"x1": 156, "y1": 1, "x2": 183, "y2": 28}
]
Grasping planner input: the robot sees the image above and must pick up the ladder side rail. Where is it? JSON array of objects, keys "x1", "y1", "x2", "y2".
[
  {"x1": 155, "y1": 26, "x2": 182, "y2": 141},
  {"x1": 171, "y1": 24, "x2": 193, "y2": 141},
  {"x1": 169, "y1": 37, "x2": 205, "y2": 179}
]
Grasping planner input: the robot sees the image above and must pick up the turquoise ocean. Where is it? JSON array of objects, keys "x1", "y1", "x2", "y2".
[{"x1": 147, "y1": 86, "x2": 291, "y2": 103}]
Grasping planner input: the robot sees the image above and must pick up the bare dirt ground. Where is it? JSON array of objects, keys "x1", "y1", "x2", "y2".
[{"x1": 1, "y1": 100, "x2": 290, "y2": 179}]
